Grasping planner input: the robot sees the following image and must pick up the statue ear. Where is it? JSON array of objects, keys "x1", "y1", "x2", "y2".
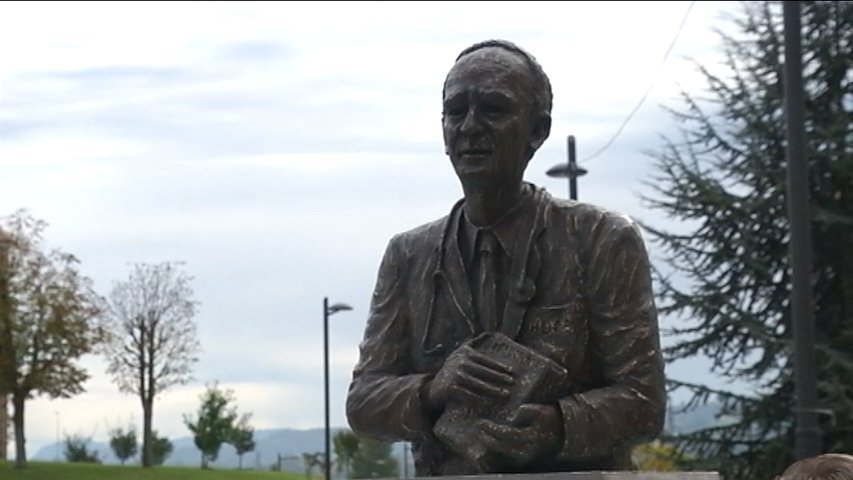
[
  {"x1": 442, "y1": 117, "x2": 451, "y2": 155},
  {"x1": 528, "y1": 114, "x2": 552, "y2": 153}
]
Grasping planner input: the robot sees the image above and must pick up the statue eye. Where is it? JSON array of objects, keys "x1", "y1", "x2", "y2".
[
  {"x1": 443, "y1": 105, "x2": 465, "y2": 118},
  {"x1": 481, "y1": 102, "x2": 508, "y2": 116}
]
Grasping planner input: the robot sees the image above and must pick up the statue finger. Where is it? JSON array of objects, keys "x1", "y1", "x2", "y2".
[
  {"x1": 460, "y1": 358, "x2": 514, "y2": 386},
  {"x1": 507, "y1": 404, "x2": 540, "y2": 426},
  {"x1": 467, "y1": 349, "x2": 514, "y2": 375},
  {"x1": 453, "y1": 376, "x2": 510, "y2": 402},
  {"x1": 477, "y1": 420, "x2": 512, "y2": 445},
  {"x1": 449, "y1": 383, "x2": 493, "y2": 405},
  {"x1": 478, "y1": 422, "x2": 533, "y2": 465}
]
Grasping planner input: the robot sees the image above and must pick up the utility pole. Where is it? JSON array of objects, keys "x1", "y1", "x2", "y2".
[
  {"x1": 783, "y1": 0, "x2": 821, "y2": 459},
  {"x1": 402, "y1": 442, "x2": 409, "y2": 479}
]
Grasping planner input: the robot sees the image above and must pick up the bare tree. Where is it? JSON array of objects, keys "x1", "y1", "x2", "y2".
[{"x1": 101, "y1": 262, "x2": 200, "y2": 467}]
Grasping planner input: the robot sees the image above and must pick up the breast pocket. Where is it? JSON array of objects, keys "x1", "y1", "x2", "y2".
[{"x1": 520, "y1": 301, "x2": 588, "y2": 373}]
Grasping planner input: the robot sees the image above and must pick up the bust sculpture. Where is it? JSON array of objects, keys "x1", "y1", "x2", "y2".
[{"x1": 346, "y1": 39, "x2": 666, "y2": 476}]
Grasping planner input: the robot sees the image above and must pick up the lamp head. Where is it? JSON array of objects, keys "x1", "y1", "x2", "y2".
[
  {"x1": 546, "y1": 163, "x2": 588, "y2": 178},
  {"x1": 327, "y1": 303, "x2": 353, "y2": 315}
]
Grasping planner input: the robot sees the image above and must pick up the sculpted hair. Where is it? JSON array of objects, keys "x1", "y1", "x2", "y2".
[
  {"x1": 777, "y1": 454, "x2": 853, "y2": 480},
  {"x1": 446, "y1": 39, "x2": 553, "y2": 119}
]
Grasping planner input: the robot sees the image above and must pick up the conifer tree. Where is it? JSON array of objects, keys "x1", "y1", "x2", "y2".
[{"x1": 642, "y1": 2, "x2": 852, "y2": 478}]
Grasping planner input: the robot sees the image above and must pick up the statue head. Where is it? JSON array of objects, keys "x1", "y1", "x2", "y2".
[
  {"x1": 442, "y1": 40, "x2": 553, "y2": 190},
  {"x1": 777, "y1": 454, "x2": 853, "y2": 480}
]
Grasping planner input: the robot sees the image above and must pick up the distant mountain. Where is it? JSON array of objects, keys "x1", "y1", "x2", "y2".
[{"x1": 31, "y1": 404, "x2": 723, "y2": 472}]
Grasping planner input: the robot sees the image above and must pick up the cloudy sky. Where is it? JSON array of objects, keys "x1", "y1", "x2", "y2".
[{"x1": 1, "y1": 0, "x2": 747, "y2": 458}]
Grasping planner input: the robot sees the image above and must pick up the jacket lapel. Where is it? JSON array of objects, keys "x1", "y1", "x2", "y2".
[
  {"x1": 421, "y1": 202, "x2": 480, "y2": 356},
  {"x1": 423, "y1": 188, "x2": 552, "y2": 348},
  {"x1": 500, "y1": 188, "x2": 548, "y2": 340}
]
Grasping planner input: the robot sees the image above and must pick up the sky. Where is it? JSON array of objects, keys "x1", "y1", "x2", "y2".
[{"x1": 1, "y1": 0, "x2": 747, "y2": 459}]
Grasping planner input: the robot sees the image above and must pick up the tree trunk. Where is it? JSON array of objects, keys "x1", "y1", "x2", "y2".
[
  {"x1": 238, "y1": 453, "x2": 243, "y2": 470},
  {"x1": 12, "y1": 391, "x2": 26, "y2": 469},
  {"x1": 0, "y1": 394, "x2": 7, "y2": 461},
  {"x1": 141, "y1": 398, "x2": 153, "y2": 467}
]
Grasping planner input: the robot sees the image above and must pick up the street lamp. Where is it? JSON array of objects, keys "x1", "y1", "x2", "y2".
[
  {"x1": 324, "y1": 297, "x2": 352, "y2": 480},
  {"x1": 55, "y1": 411, "x2": 60, "y2": 461},
  {"x1": 546, "y1": 135, "x2": 588, "y2": 200}
]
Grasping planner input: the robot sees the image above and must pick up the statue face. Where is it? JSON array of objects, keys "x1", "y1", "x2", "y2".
[{"x1": 442, "y1": 47, "x2": 541, "y2": 189}]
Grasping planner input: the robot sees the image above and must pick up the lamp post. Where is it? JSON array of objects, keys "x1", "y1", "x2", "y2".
[
  {"x1": 324, "y1": 297, "x2": 352, "y2": 480},
  {"x1": 546, "y1": 135, "x2": 588, "y2": 200},
  {"x1": 55, "y1": 411, "x2": 60, "y2": 461}
]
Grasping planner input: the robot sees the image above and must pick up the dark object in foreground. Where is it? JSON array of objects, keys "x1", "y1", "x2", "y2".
[{"x1": 777, "y1": 454, "x2": 853, "y2": 480}]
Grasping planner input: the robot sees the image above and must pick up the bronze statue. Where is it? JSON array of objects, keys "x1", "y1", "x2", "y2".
[{"x1": 346, "y1": 39, "x2": 665, "y2": 476}]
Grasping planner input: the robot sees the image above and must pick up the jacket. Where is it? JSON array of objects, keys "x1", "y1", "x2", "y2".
[{"x1": 346, "y1": 185, "x2": 665, "y2": 475}]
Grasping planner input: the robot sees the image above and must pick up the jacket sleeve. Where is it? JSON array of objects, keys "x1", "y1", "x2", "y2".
[
  {"x1": 346, "y1": 234, "x2": 435, "y2": 442},
  {"x1": 554, "y1": 213, "x2": 666, "y2": 463}
]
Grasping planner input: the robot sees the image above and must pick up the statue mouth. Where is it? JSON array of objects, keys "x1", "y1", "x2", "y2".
[{"x1": 459, "y1": 148, "x2": 492, "y2": 158}]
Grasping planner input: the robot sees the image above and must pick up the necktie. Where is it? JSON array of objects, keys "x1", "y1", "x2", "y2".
[{"x1": 474, "y1": 230, "x2": 501, "y2": 332}]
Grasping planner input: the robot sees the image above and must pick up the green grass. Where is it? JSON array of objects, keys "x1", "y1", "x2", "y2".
[{"x1": 0, "y1": 460, "x2": 308, "y2": 480}]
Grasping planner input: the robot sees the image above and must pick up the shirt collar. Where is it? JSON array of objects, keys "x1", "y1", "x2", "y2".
[{"x1": 459, "y1": 183, "x2": 535, "y2": 264}]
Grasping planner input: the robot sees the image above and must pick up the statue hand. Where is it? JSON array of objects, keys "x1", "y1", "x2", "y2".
[
  {"x1": 426, "y1": 343, "x2": 514, "y2": 410},
  {"x1": 477, "y1": 403, "x2": 563, "y2": 467}
]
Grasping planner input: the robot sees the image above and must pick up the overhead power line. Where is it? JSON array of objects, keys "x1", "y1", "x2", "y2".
[{"x1": 580, "y1": 0, "x2": 696, "y2": 164}]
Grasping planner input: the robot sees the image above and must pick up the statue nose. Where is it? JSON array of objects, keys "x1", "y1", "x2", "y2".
[{"x1": 459, "y1": 108, "x2": 483, "y2": 134}]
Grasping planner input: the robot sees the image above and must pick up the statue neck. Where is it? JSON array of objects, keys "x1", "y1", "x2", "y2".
[{"x1": 461, "y1": 182, "x2": 526, "y2": 227}]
